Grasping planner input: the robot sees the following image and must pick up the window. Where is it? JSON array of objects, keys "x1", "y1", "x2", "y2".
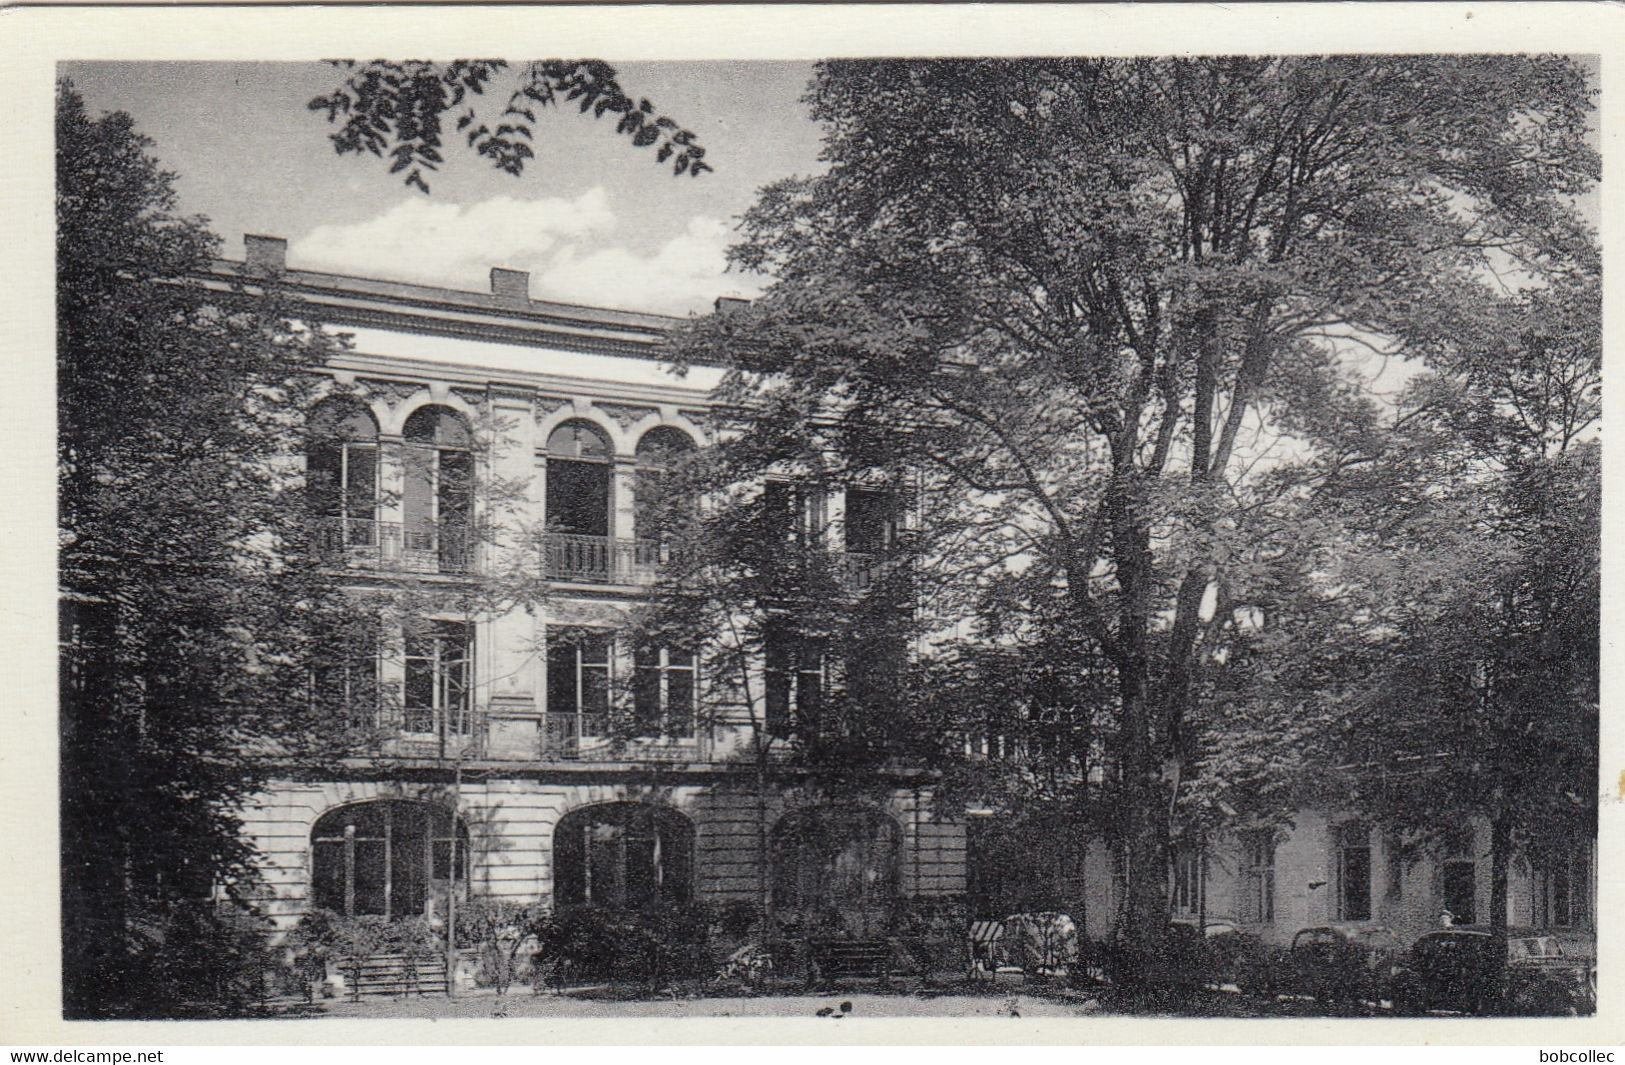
[
  {"x1": 764, "y1": 625, "x2": 826, "y2": 737},
  {"x1": 1337, "y1": 822, "x2": 1372, "y2": 921},
  {"x1": 1536, "y1": 853, "x2": 1591, "y2": 929},
  {"x1": 771, "y1": 807, "x2": 899, "y2": 914},
  {"x1": 310, "y1": 800, "x2": 467, "y2": 919},
  {"x1": 1240, "y1": 830, "x2": 1276, "y2": 924},
  {"x1": 1170, "y1": 845, "x2": 1205, "y2": 919},
  {"x1": 403, "y1": 620, "x2": 471, "y2": 737},
  {"x1": 633, "y1": 643, "x2": 696, "y2": 738},
  {"x1": 1441, "y1": 860, "x2": 1477, "y2": 925},
  {"x1": 554, "y1": 802, "x2": 693, "y2": 910},
  {"x1": 547, "y1": 629, "x2": 612, "y2": 737},
  {"x1": 762, "y1": 480, "x2": 826, "y2": 546},
  {"x1": 313, "y1": 610, "x2": 381, "y2": 729},
  {"x1": 402, "y1": 406, "x2": 474, "y2": 571},
  {"x1": 1440, "y1": 827, "x2": 1476, "y2": 925},
  {"x1": 844, "y1": 486, "x2": 899, "y2": 556},
  {"x1": 546, "y1": 421, "x2": 613, "y2": 537},
  {"x1": 307, "y1": 401, "x2": 379, "y2": 549},
  {"x1": 633, "y1": 427, "x2": 696, "y2": 544}
]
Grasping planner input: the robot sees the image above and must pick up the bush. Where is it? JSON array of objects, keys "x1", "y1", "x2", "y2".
[
  {"x1": 114, "y1": 901, "x2": 279, "y2": 1017},
  {"x1": 454, "y1": 897, "x2": 545, "y2": 994},
  {"x1": 888, "y1": 896, "x2": 969, "y2": 975},
  {"x1": 532, "y1": 902, "x2": 715, "y2": 991}
]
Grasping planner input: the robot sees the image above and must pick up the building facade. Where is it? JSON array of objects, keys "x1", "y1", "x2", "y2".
[{"x1": 222, "y1": 236, "x2": 964, "y2": 943}]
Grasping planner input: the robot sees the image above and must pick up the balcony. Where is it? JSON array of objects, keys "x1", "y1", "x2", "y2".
[
  {"x1": 542, "y1": 712, "x2": 701, "y2": 763},
  {"x1": 542, "y1": 533, "x2": 664, "y2": 585},
  {"x1": 314, "y1": 518, "x2": 479, "y2": 575}
]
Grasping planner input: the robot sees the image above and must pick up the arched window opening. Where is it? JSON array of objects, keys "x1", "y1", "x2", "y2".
[
  {"x1": 402, "y1": 406, "x2": 475, "y2": 572},
  {"x1": 310, "y1": 800, "x2": 467, "y2": 919},
  {"x1": 634, "y1": 427, "x2": 697, "y2": 549},
  {"x1": 554, "y1": 802, "x2": 693, "y2": 910},
  {"x1": 545, "y1": 420, "x2": 615, "y2": 581},
  {"x1": 771, "y1": 806, "x2": 898, "y2": 935},
  {"x1": 307, "y1": 401, "x2": 379, "y2": 551}
]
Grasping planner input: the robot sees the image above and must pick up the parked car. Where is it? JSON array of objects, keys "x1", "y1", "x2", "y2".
[
  {"x1": 1389, "y1": 927, "x2": 1595, "y2": 1016},
  {"x1": 1247, "y1": 925, "x2": 1402, "y2": 1005}
]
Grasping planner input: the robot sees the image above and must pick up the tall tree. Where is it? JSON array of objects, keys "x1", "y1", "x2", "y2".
[
  {"x1": 669, "y1": 57, "x2": 1597, "y2": 959},
  {"x1": 58, "y1": 82, "x2": 362, "y2": 1016}
]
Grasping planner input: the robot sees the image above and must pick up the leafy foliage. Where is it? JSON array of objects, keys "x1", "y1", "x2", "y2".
[
  {"x1": 308, "y1": 60, "x2": 711, "y2": 192},
  {"x1": 57, "y1": 81, "x2": 366, "y2": 1017}
]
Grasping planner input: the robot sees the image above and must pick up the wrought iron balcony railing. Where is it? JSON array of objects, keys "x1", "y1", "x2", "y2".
[
  {"x1": 542, "y1": 712, "x2": 700, "y2": 762},
  {"x1": 313, "y1": 518, "x2": 479, "y2": 575}
]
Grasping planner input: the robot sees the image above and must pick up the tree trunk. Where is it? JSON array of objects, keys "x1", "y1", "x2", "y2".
[{"x1": 1106, "y1": 468, "x2": 1168, "y2": 963}]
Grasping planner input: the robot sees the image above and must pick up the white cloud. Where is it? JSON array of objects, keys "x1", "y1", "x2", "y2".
[
  {"x1": 534, "y1": 215, "x2": 762, "y2": 316},
  {"x1": 289, "y1": 188, "x2": 759, "y2": 316}
]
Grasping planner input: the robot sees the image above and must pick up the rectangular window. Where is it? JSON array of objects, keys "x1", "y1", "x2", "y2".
[
  {"x1": 845, "y1": 487, "x2": 899, "y2": 555},
  {"x1": 1240, "y1": 830, "x2": 1276, "y2": 924},
  {"x1": 403, "y1": 621, "x2": 471, "y2": 736},
  {"x1": 1542, "y1": 853, "x2": 1590, "y2": 928},
  {"x1": 547, "y1": 630, "x2": 612, "y2": 736},
  {"x1": 1442, "y1": 860, "x2": 1476, "y2": 925},
  {"x1": 764, "y1": 625, "x2": 825, "y2": 737},
  {"x1": 633, "y1": 643, "x2": 697, "y2": 739},
  {"x1": 1171, "y1": 846, "x2": 1205, "y2": 918},
  {"x1": 764, "y1": 481, "x2": 826, "y2": 545},
  {"x1": 1338, "y1": 823, "x2": 1372, "y2": 921},
  {"x1": 1440, "y1": 827, "x2": 1476, "y2": 925},
  {"x1": 314, "y1": 611, "x2": 380, "y2": 729}
]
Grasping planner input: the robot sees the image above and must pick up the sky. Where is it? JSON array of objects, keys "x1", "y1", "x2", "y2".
[{"x1": 60, "y1": 61, "x2": 829, "y2": 315}]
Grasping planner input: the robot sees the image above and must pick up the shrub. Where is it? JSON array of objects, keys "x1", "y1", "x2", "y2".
[
  {"x1": 455, "y1": 897, "x2": 545, "y2": 995},
  {"x1": 532, "y1": 902, "x2": 716, "y2": 992}
]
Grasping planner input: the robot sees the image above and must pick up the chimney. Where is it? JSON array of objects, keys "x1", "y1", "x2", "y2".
[
  {"x1": 244, "y1": 234, "x2": 287, "y2": 274},
  {"x1": 714, "y1": 295, "x2": 751, "y2": 314},
  {"x1": 490, "y1": 267, "x2": 530, "y2": 302}
]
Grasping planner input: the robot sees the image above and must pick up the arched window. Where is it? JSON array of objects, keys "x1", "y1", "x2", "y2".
[
  {"x1": 545, "y1": 420, "x2": 615, "y2": 580},
  {"x1": 634, "y1": 426, "x2": 696, "y2": 467},
  {"x1": 554, "y1": 802, "x2": 693, "y2": 909},
  {"x1": 402, "y1": 406, "x2": 474, "y2": 572},
  {"x1": 633, "y1": 427, "x2": 697, "y2": 546},
  {"x1": 310, "y1": 800, "x2": 467, "y2": 919},
  {"x1": 307, "y1": 400, "x2": 379, "y2": 549},
  {"x1": 771, "y1": 806, "x2": 899, "y2": 921}
]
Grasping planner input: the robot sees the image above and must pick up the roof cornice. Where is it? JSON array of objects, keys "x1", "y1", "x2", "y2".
[{"x1": 196, "y1": 257, "x2": 723, "y2": 367}]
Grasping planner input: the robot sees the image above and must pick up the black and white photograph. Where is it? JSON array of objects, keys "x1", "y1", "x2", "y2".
[{"x1": 7, "y1": 2, "x2": 1616, "y2": 1046}]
